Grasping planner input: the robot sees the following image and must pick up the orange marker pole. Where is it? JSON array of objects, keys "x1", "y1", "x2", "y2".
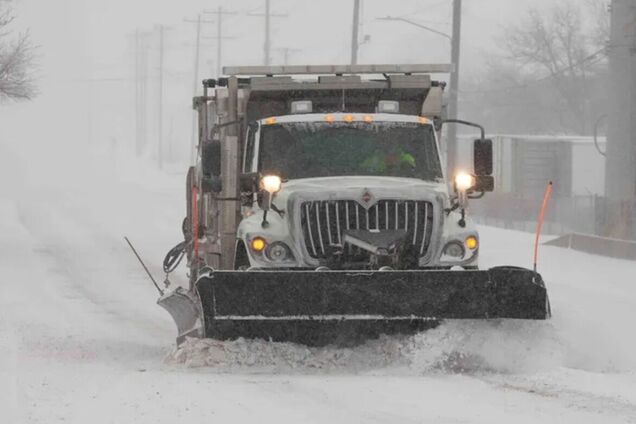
[{"x1": 533, "y1": 181, "x2": 553, "y2": 273}]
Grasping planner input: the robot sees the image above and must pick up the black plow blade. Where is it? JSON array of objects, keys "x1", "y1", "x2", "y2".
[{"x1": 195, "y1": 267, "x2": 550, "y2": 346}]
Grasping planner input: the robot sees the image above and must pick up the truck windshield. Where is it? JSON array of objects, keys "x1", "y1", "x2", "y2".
[{"x1": 259, "y1": 121, "x2": 443, "y2": 181}]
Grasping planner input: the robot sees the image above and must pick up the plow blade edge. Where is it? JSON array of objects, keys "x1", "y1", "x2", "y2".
[
  {"x1": 157, "y1": 287, "x2": 202, "y2": 344},
  {"x1": 195, "y1": 267, "x2": 550, "y2": 345}
]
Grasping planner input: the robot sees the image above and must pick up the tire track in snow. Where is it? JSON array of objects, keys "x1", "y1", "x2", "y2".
[
  {"x1": 480, "y1": 375, "x2": 636, "y2": 422},
  {"x1": 14, "y1": 191, "x2": 173, "y2": 363}
]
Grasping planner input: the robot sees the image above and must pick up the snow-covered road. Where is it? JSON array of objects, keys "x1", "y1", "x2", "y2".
[{"x1": 1, "y1": 147, "x2": 636, "y2": 423}]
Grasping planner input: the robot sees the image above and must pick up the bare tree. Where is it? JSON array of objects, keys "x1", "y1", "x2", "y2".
[
  {"x1": 502, "y1": 1, "x2": 605, "y2": 133},
  {"x1": 462, "y1": 0, "x2": 609, "y2": 135},
  {"x1": 0, "y1": 5, "x2": 36, "y2": 101}
]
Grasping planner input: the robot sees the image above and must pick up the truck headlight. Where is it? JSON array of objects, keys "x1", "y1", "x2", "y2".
[
  {"x1": 260, "y1": 175, "x2": 282, "y2": 193},
  {"x1": 454, "y1": 172, "x2": 475, "y2": 192},
  {"x1": 442, "y1": 241, "x2": 465, "y2": 259},
  {"x1": 266, "y1": 242, "x2": 294, "y2": 262}
]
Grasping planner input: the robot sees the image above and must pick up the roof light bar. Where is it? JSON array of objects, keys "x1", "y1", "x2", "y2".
[{"x1": 223, "y1": 64, "x2": 452, "y2": 76}]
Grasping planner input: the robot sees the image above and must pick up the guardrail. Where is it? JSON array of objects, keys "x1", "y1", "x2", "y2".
[
  {"x1": 470, "y1": 194, "x2": 635, "y2": 242},
  {"x1": 545, "y1": 233, "x2": 636, "y2": 261}
]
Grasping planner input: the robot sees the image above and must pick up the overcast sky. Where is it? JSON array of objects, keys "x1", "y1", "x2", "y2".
[
  {"x1": 2, "y1": 0, "x2": 558, "y2": 163},
  {"x1": 12, "y1": 0, "x2": 559, "y2": 79}
]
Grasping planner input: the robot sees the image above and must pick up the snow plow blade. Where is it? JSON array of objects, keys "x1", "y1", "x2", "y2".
[
  {"x1": 157, "y1": 287, "x2": 202, "y2": 344},
  {"x1": 195, "y1": 267, "x2": 550, "y2": 346}
]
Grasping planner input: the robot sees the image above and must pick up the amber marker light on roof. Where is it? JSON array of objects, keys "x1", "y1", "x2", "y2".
[
  {"x1": 325, "y1": 115, "x2": 335, "y2": 123},
  {"x1": 363, "y1": 115, "x2": 373, "y2": 123},
  {"x1": 344, "y1": 114, "x2": 354, "y2": 123},
  {"x1": 264, "y1": 117, "x2": 277, "y2": 125},
  {"x1": 419, "y1": 116, "x2": 430, "y2": 124}
]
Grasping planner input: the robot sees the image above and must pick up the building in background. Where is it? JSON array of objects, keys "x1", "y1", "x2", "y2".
[
  {"x1": 457, "y1": 135, "x2": 634, "y2": 240},
  {"x1": 457, "y1": 135, "x2": 607, "y2": 197}
]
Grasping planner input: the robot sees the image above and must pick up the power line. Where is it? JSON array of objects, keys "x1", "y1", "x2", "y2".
[{"x1": 376, "y1": 16, "x2": 451, "y2": 41}]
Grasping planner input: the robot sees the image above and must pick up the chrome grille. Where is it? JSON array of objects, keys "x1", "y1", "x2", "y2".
[{"x1": 300, "y1": 199, "x2": 435, "y2": 259}]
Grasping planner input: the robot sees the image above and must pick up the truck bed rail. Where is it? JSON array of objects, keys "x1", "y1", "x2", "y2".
[{"x1": 222, "y1": 64, "x2": 452, "y2": 76}]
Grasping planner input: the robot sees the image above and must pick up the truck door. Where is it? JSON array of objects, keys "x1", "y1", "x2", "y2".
[
  {"x1": 243, "y1": 122, "x2": 258, "y2": 173},
  {"x1": 241, "y1": 122, "x2": 259, "y2": 215}
]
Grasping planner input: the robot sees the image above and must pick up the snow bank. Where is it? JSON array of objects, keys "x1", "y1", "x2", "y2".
[{"x1": 166, "y1": 320, "x2": 561, "y2": 374}]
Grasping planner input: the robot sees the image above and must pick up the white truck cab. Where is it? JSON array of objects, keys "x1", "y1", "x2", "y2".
[{"x1": 234, "y1": 112, "x2": 480, "y2": 271}]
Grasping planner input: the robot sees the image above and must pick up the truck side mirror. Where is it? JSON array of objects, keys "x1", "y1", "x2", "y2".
[
  {"x1": 201, "y1": 141, "x2": 222, "y2": 178},
  {"x1": 474, "y1": 138, "x2": 493, "y2": 176},
  {"x1": 201, "y1": 141, "x2": 222, "y2": 193}
]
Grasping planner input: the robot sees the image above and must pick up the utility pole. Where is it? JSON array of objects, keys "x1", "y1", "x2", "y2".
[
  {"x1": 376, "y1": 13, "x2": 457, "y2": 174},
  {"x1": 189, "y1": 14, "x2": 203, "y2": 164},
  {"x1": 157, "y1": 24, "x2": 165, "y2": 170},
  {"x1": 605, "y1": 0, "x2": 636, "y2": 237},
  {"x1": 248, "y1": 0, "x2": 288, "y2": 65},
  {"x1": 218, "y1": 6, "x2": 224, "y2": 76},
  {"x1": 140, "y1": 35, "x2": 149, "y2": 158},
  {"x1": 447, "y1": 0, "x2": 462, "y2": 176},
  {"x1": 351, "y1": 0, "x2": 361, "y2": 65},
  {"x1": 134, "y1": 30, "x2": 150, "y2": 157},
  {"x1": 184, "y1": 14, "x2": 217, "y2": 93},
  {"x1": 204, "y1": 7, "x2": 238, "y2": 76},
  {"x1": 185, "y1": 14, "x2": 216, "y2": 163},
  {"x1": 276, "y1": 47, "x2": 300, "y2": 65},
  {"x1": 135, "y1": 30, "x2": 141, "y2": 154},
  {"x1": 265, "y1": 0, "x2": 271, "y2": 65}
]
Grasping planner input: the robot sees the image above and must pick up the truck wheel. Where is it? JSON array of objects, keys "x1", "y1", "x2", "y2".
[{"x1": 234, "y1": 242, "x2": 250, "y2": 271}]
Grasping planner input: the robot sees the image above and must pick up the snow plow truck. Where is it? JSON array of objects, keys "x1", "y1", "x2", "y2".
[{"x1": 159, "y1": 64, "x2": 551, "y2": 346}]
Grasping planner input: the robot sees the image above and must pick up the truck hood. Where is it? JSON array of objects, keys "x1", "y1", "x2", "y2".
[{"x1": 272, "y1": 176, "x2": 449, "y2": 209}]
